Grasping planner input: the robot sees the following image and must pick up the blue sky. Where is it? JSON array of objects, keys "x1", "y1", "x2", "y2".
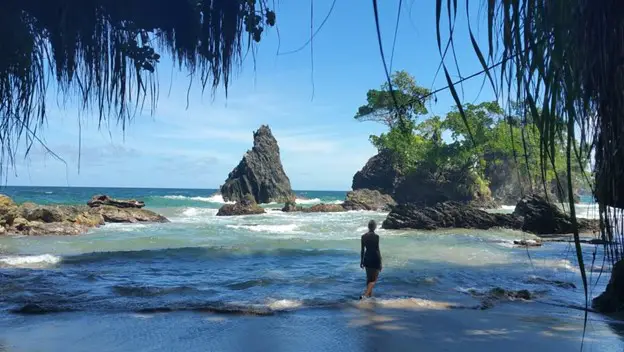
[{"x1": 8, "y1": 0, "x2": 496, "y2": 191}]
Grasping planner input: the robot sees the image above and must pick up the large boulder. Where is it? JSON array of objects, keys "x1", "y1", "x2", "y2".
[
  {"x1": 592, "y1": 260, "x2": 624, "y2": 314},
  {"x1": 88, "y1": 195, "x2": 145, "y2": 208},
  {"x1": 16, "y1": 203, "x2": 105, "y2": 230},
  {"x1": 383, "y1": 202, "x2": 522, "y2": 230},
  {"x1": 514, "y1": 194, "x2": 598, "y2": 235},
  {"x1": 342, "y1": 189, "x2": 396, "y2": 211},
  {"x1": 281, "y1": 201, "x2": 346, "y2": 213},
  {"x1": 9, "y1": 218, "x2": 94, "y2": 236},
  {"x1": 217, "y1": 195, "x2": 265, "y2": 216},
  {"x1": 352, "y1": 151, "x2": 402, "y2": 194},
  {"x1": 91, "y1": 206, "x2": 169, "y2": 223},
  {"x1": 220, "y1": 125, "x2": 294, "y2": 204},
  {"x1": 0, "y1": 195, "x2": 19, "y2": 227},
  {"x1": 303, "y1": 204, "x2": 346, "y2": 213},
  {"x1": 393, "y1": 167, "x2": 493, "y2": 207}
]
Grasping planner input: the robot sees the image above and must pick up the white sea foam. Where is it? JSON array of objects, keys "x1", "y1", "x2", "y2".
[
  {"x1": 500, "y1": 205, "x2": 516, "y2": 211},
  {"x1": 0, "y1": 254, "x2": 61, "y2": 267},
  {"x1": 267, "y1": 299, "x2": 304, "y2": 310},
  {"x1": 357, "y1": 297, "x2": 454, "y2": 310},
  {"x1": 226, "y1": 224, "x2": 301, "y2": 234},
  {"x1": 163, "y1": 194, "x2": 234, "y2": 204},
  {"x1": 295, "y1": 198, "x2": 321, "y2": 205},
  {"x1": 169, "y1": 207, "x2": 218, "y2": 223},
  {"x1": 101, "y1": 223, "x2": 149, "y2": 232}
]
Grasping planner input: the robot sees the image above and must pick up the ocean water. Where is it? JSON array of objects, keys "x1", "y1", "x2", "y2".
[{"x1": 0, "y1": 187, "x2": 613, "y2": 321}]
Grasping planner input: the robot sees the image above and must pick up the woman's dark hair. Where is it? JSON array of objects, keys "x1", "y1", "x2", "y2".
[{"x1": 368, "y1": 220, "x2": 377, "y2": 231}]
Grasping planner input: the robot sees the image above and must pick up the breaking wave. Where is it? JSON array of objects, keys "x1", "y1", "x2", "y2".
[{"x1": 0, "y1": 254, "x2": 61, "y2": 268}]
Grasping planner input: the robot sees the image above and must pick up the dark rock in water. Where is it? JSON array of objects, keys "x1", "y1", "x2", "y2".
[
  {"x1": 352, "y1": 151, "x2": 403, "y2": 195},
  {"x1": 470, "y1": 287, "x2": 534, "y2": 310},
  {"x1": 393, "y1": 167, "x2": 493, "y2": 207},
  {"x1": 514, "y1": 194, "x2": 599, "y2": 235},
  {"x1": 525, "y1": 276, "x2": 576, "y2": 289},
  {"x1": 513, "y1": 239, "x2": 542, "y2": 247},
  {"x1": 282, "y1": 200, "x2": 298, "y2": 212},
  {"x1": 92, "y1": 206, "x2": 169, "y2": 223},
  {"x1": 382, "y1": 202, "x2": 522, "y2": 230},
  {"x1": 280, "y1": 202, "x2": 345, "y2": 213},
  {"x1": 88, "y1": 194, "x2": 145, "y2": 208},
  {"x1": 592, "y1": 260, "x2": 624, "y2": 314},
  {"x1": 342, "y1": 189, "x2": 396, "y2": 211},
  {"x1": 217, "y1": 195, "x2": 265, "y2": 216},
  {"x1": 303, "y1": 204, "x2": 345, "y2": 213},
  {"x1": 220, "y1": 125, "x2": 294, "y2": 204}
]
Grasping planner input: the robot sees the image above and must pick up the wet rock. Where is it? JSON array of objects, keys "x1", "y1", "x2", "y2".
[
  {"x1": 88, "y1": 194, "x2": 145, "y2": 208},
  {"x1": 92, "y1": 206, "x2": 169, "y2": 223},
  {"x1": 513, "y1": 239, "x2": 542, "y2": 247},
  {"x1": 470, "y1": 287, "x2": 535, "y2": 310},
  {"x1": 217, "y1": 195, "x2": 265, "y2": 216},
  {"x1": 302, "y1": 204, "x2": 346, "y2": 213},
  {"x1": 382, "y1": 202, "x2": 522, "y2": 230},
  {"x1": 592, "y1": 260, "x2": 624, "y2": 314},
  {"x1": 342, "y1": 189, "x2": 396, "y2": 211},
  {"x1": 220, "y1": 125, "x2": 294, "y2": 204},
  {"x1": 282, "y1": 200, "x2": 298, "y2": 212},
  {"x1": 525, "y1": 276, "x2": 576, "y2": 289},
  {"x1": 514, "y1": 194, "x2": 599, "y2": 235}
]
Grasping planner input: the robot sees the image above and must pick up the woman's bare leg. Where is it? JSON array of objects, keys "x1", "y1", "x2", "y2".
[{"x1": 364, "y1": 281, "x2": 376, "y2": 297}]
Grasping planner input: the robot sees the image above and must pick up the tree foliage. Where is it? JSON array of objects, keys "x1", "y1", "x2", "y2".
[{"x1": 354, "y1": 70, "x2": 431, "y2": 128}]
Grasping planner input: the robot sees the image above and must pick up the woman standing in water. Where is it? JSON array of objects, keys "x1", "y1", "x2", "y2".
[{"x1": 360, "y1": 220, "x2": 382, "y2": 298}]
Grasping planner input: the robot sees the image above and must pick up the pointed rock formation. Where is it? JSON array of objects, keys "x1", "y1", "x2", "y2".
[{"x1": 220, "y1": 125, "x2": 294, "y2": 204}]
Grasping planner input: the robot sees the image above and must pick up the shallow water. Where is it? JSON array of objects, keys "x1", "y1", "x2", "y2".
[{"x1": 0, "y1": 186, "x2": 611, "y2": 320}]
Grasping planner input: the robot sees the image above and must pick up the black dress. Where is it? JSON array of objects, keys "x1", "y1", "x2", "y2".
[{"x1": 362, "y1": 232, "x2": 381, "y2": 270}]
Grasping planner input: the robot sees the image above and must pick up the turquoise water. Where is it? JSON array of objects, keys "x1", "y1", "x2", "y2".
[{"x1": 0, "y1": 187, "x2": 612, "y2": 319}]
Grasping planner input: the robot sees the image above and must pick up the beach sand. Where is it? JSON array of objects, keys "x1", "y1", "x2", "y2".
[{"x1": 1, "y1": 301, "x2": 622, "y2": 352}]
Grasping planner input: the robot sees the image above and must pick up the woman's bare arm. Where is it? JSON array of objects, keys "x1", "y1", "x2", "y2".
[{"x1": 360, "y1": 236, "x2": 365, "y2": 268}]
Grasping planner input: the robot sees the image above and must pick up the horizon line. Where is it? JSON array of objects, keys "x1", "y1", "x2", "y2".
[{"x1": 0, "y1": 185, "x2": 349, "y2": 193}]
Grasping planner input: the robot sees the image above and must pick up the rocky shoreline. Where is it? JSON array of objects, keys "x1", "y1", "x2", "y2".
[
  {"x1": 0, "y1": 194, "x2": 168, "y2": 236},
  {"x1": 383, "y1": 194, "x2": 600, "y2": 236}
]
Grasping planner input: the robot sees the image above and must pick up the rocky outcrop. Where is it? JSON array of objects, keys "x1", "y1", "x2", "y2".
[
  {"x1": 513, "y1": 239, "x2": 542, "y2": 247},
  {"x1": 217, "y1": 195, "x2": 265, "y2": 216},
  {"x1": 304, "y1": 204, "x2": 345, "y2": 213},
  {"x1": 282, "y1": 200, "x2": 298, "y2": 212},
  {"x1": 220, "y1": 125, "x2": 294, "y2": 204},
  {"x1": 0, "y1": 194, "x2": 168, "y2": 236},
  {"x1": 393, "y1": 167, "x2": 493, "y2": 207},
  {"x1": 469, "y1": 287, "x2": 535, "y2": 310},
  {"x1": 382, "y1": 194, "x2": 599, "y2": 235},
  {"x1": 352, "y1": 151, "x2": 402, "y2": 195},
  {"x1": 382, "y1": 202, "x2": 522, "y2": 230},
  {"x1": 0, "y1": 195, "x2": 19, "y2": 227},
  {"x1": 281, "y1": 202, "x2": 346, "y2": 213},
  {"x1": 514, "y1": 194, "x2": 598, "y2": 235},
  {"x1": 93, "y1": 206, "x2": 168, "y2": 223},
  {"x1": 592, "y1": 260, "x2": 624, "y2": 314},
  {"x1": 87, "y1": 195, "x2": 145, "y2": 208},
  {"x1": 342, "y1": 189, "x2": 396, "y2": 211}
]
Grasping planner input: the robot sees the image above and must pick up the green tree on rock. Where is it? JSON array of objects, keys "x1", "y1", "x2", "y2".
[{"x1": 354, "y1": 70, "x2": 431, "y2": 128}]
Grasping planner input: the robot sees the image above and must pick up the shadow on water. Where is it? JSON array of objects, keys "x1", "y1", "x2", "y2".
[
  {"x1": 606, "y1": 317, "x2": 624, "y2": 341},
  {"x1": 340, "y1": 303, "x2": 623, "y2": 352}
]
